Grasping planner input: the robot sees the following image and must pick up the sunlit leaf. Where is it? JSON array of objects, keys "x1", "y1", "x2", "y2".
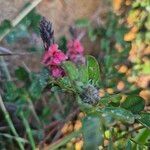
[
  {"x1": 102, "y1": 107, "x2": 135, "y2": 124},
  {"x1": 138, "y1": 113, "x2": 150, "y2": 129},
  {"x1": 86, "y1": 55, "x2": 101, "y2": 85},
  {"x1": 78, "y1": 65, "x2": 89, "y2": 84},
  {"x1": 63, "y1": 61, "x2": 79, "y2": 81}
]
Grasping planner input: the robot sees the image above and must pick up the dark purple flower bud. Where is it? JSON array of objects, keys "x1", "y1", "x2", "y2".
[{"x1": 40, "y1": 17, "x2": 54, "y2": 50}]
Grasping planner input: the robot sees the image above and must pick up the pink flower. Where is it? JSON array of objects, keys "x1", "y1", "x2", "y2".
[
  {"x1": 67, "y1": 39, "x2": 84, "y2": 54},
  {"x1": 51, "y1": 66, "x2": 65, "y2": 78},
  {"x1": 42, "y1": 44, "x2": 67, "y2": 66},
  {"x1": 42, "y1": 44, "x2": 67, "y2": 78},
  {"x1": 67, "y1": 39, "x2": 85, "y2": 64}
]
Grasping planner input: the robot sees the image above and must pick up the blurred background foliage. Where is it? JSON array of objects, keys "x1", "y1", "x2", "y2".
[{"x1": 0, "y1": 0, "x2": 150, "y2": 149}]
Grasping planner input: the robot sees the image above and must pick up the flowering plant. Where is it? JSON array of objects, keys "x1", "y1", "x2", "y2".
[
  {"x1": 38, "y1": 18, "x2": 149, "y2": 149},
  {"x1": 1, "y1": 16, "x2": 149, "y2": 150}
]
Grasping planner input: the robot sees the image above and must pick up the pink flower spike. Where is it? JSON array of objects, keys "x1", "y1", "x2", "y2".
[
  {"x1": 73, "y1": 39, "x2": 84, "y2": 53},
  {"x1": 42, "y1": 51, "x2": 50, "y2": 65},
  {"x1": 54, "y1": 51, "x2": 68, "y2": 61},
  {"x1": 67, "y1": 39, "x2": 85, "y2": 64},
  {"x1": 48, "y1": 44, "x2": 59, "y2": 56},
  {"x1": 42, "y1": 43, "x2": 67, "y2": 78}
]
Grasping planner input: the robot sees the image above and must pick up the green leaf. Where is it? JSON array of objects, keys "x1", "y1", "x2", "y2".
[
  {"x1": 29, "y1": 68, "x2": 49, "y2": 99},
  {"x1": 132, "y1": 128, "x2": 150, "y2": 150},
  {"x1": 102, "y1": 107, "x2": 135, "y2": 124},
  {"x1": 77, "y1": 96, "x2": 94, "y2": 113},
  {"x1": 58, "y1": 77, "x2": 72, "y2": 89},
  {"x1": 4, "y1": 81, "x2": 18, "y2": 101},
  {"x1": 75, "y1": 18, "x2": 89, "y2": 28},
  {"x1": 78, "y1": 65, "x2": 89, "y2": 84},
  {"x1": 88, "y1": 27, "x2": 97, "y2": 41},
  {"x1": 15, "y1": 67, "x2": 29, "y2": 81},
  {"x1": 125, "y1": 140, "x2": 132, "y2": 150},
  {"x1": 0, "y1": 20, "x2": 12, "y2": 35},
  {"x1": 138, "y1": 113, "x2": 150, "y2": 129},
  {"x1": 121, "y1": 96, "x2": 145, "y2": 114},
  {"x1": 63, "y1": 61, "x2": 79, "y2": 81},
  {"x1": 141, "y1": 61, "x2": 150, "y2": 74},
  {"x1": 99, "y1": 94, "x2": 122, "y2": 106},
  {"x1": 82, "y1": 116, "x2": 103, "y2": 150},
  {"x1": 86, "y1": 55, "x2": 101, "y2": 85}
]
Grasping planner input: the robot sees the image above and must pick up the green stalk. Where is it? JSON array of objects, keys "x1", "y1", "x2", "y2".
[
  {"x1": 0, "y1": 95, "x2": 25, "y2": 150},
  {"x1": 20, "y1": 112, "x2": 36, "y2": 150},
  {"x1": 45, "y1": 130, "x2": 81, "y2": 150},
  {"x1": 0, "y1": 57, "x2": 11, "y2": 81},
  {"x1": 0, "y1": 133, "x2": 29, "y2": 144},
  {"x1": 54, "y1": 92, "x2": 64, "y2": 114},
  {"x1": 27, "y1": 97, "x2": 42, "y2": 127}
]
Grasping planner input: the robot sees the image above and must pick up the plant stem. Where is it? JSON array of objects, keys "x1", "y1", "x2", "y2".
[
  {"x1": 0, "y1": 57, "x2": 11, "y2": 81},
  {"x1": 116, "y1": 126, "x2": 144, "y2": 141},
  {"x1": 54, "y1": 92, "x2": 64, "y2": 114},
  {"x1": 20, "y1": 111, "x2": 36, "y2": 150},
  {"x1": 0, "y1": 133, "x2": 29, "y2": 144},
  {"x1": 0, "y1": 95, "x2": 25, "y2": 150},
  {"x1": 44, "y1": 130, "x2": 81, "y2": 150},
  {"x1": 27, "y1": 97, "x2": 42, "y2": 127}
]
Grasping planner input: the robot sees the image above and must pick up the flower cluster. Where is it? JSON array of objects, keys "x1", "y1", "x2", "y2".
[
  {"x1": 42, "y1": 44, "x2": 67, "y2": 78},
  {"x1": 42, "y1": 39, "x2": 85, "y2": 78},
  {"x1": 67, "y1": 39, "x2": 85, "y2": 64},
  {"x1": 40, "y1": 17, "x2": 85, "y2": 78}
]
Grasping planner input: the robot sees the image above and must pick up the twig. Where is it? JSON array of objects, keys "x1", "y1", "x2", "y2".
[
  {"x1": 22, "y1": 61, "x2": 31, "y2": 73},
  {"x1": 52, "y1": 108, "x2": 80, "y2": 142},
  {"x1": 44, "y1": 121, "x2": 61, "y2": 131},
  {"x1": 39, "y1": 121, "x2": 63, "y2": 147},
  {"x1": 43, "y1": 130, "x2": 81, "y2": 150},
  {"x1": 54, "y1": 92, "x2": 64, "y2": 114},
  {"x1": 0, "y1": 52, "x2": 39, "y2": 56},
  {"x1": 39, "y1": 121, "x2": 62, "y2": 148},
  {"x1": 0, "y1": 46, "x2": 12, "y2": 54},
  {"x1": 0, "y1": 0, "x2": 42, "y2": 41},
  {"x1": 27, "y1": 97, "x2": 42, "y2": 127},
  {"x1": 0, "y1": 95, "x2": 25, "y2": 150},
  {"x1": 40, "y1": 127, "x2": 58, "y2": 147},
  {"x1": 115, "y1": 126, "x2": 144, "y2": 141}
]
